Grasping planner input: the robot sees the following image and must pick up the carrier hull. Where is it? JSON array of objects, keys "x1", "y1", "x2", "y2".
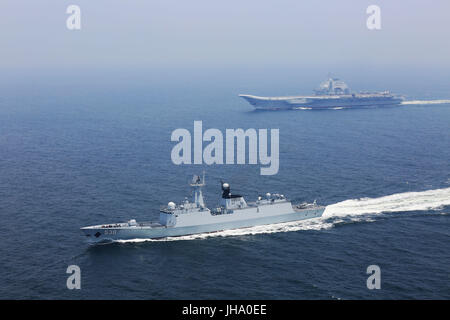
[{"x1": 239, "y1": 94, "x2": 404, "y2": 110}]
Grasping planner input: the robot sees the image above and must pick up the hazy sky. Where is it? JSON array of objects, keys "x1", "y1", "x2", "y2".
[{"x1": 1, "y1": 0, "x2": 450, "y2": 72}]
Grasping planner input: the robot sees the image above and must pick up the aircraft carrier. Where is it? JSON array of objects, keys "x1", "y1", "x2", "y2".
[
  {"x1": 239, "y1": 78, "x2": 404, "y2": 110},
  {"x1": 81, "y1": 174, "x2": 325, "y2": 242}
]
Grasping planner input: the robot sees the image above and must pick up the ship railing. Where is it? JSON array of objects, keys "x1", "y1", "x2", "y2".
[{"x1": 101, "y1": 223, "x2": 124, "y2": 228}]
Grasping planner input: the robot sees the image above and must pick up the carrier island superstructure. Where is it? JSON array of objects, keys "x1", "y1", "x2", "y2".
[
  {"x1": 239, "y1": 78, "x2": 404, "y2": 110},
  {"x1": 81, "y1": 174, "x2": 325, "y2": 242}
]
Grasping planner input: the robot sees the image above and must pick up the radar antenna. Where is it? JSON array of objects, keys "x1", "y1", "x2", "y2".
[{"x1": 190, "y1": 170, "x2": 205, "y2": 187}]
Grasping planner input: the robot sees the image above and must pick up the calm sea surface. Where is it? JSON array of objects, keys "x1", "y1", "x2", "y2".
[{"x1": 0, "y1": 70, "x2": 449, "y2": 299}]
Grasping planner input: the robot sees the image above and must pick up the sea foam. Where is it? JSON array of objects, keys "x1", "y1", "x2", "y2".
[{"x1": 402, "y1": 99, "x2": 450, "y2": 105}]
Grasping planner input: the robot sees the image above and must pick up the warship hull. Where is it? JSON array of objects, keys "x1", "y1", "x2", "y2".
[
  {"x1": 239, "y1": 94, "x2": 404, "y2": 110},
  {"x1": 81, "y1": 206, "x2": 325, "y2": 242}
]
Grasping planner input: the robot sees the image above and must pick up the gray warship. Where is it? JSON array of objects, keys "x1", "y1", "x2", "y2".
[
  {"x1": 81, "y1": 174, "x2": 325, "y2": 242},
  {"x1": 239, "y1": 77, "x2": 404, "y2": 110}
]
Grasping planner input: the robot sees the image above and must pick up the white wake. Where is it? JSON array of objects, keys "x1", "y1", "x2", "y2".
[
  {"x1": 115, "y1": 187, "x2": 450, "y2": 243},
  {"x1": 402, "y1": 99, "x2": 450, "y2": 105}
]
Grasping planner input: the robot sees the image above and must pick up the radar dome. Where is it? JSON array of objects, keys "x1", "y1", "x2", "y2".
[
  {"x1": 266, "y1": 192, "x2": 271, "y2": 198},
  {"x1": 168, "y1": 202, "x2": 176, "y2": 209},
  {"x1": 223, "y1": 183, "x2": 230, "y2": 188}
]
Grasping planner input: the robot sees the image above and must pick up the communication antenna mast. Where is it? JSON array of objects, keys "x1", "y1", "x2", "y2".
[{"x1": 190, "y1": 171, "x2": 206, "y2": 207}]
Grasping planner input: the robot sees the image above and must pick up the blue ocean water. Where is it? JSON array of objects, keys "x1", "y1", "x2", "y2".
[{"x1": 0, "y1": 70, "x2": 449, "y2": 299}]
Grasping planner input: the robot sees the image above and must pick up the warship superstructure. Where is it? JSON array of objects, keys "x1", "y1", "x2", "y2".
[
  {"x1": 81, "y1": 174, "x2": 325, "y2": 242},
  {"x1": 239, "y1": 78, "x2": 404, "y2": 110}
]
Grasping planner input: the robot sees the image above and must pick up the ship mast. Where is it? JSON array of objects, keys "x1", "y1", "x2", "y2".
[{"x1": 190, "y1": 171, "x2": 206, "y2": 208}]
